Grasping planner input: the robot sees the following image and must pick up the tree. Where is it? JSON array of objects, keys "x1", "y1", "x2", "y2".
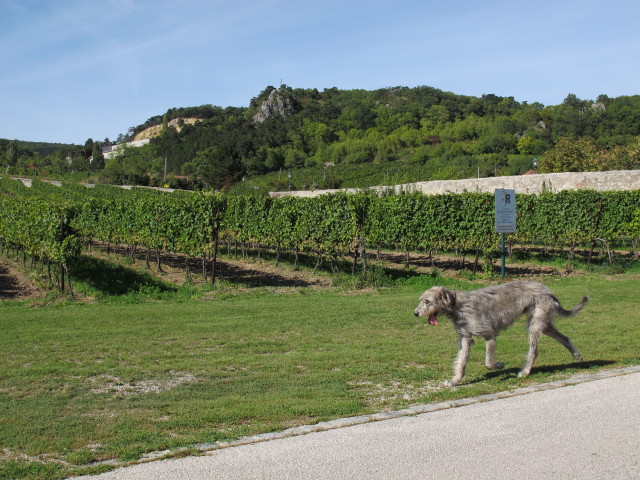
[
  {"x1": 3, "y1": 140, "x2": 18, "y2": 171},
  {"x1": 181, "y1": 162, "x2": 196, "y2": 176},
  {"x1": 517, "y1": 134, "x2": 549, "y2": 155},
  {"x1": 83, "y1": 138, "x2": 94, "y2": 160},
  {"x1": 421, "y1": 105, "x2": 450, "y2": 130},
  {"x1": 101, "y1": 143, "x2": 160, "y2": 185},
  {"x1": 193, "y1": 145, "x2": 242, "y2": 190},
  {"x1": 539, "y1": 137, "x2": 599, "y2": 172},
  {"x1": 91, "y1": 142, "x2": 105, "y2": 171},
  {"x1": 549, "y1": 94, "x2": 595, "y2": 137},
  {"x1": 264, "y1": 148, "x2": 284, "y2": 170},
  {"x1": 600, "y1": 136, "x2": 640, "y2": 170},
  {"x1": 103, "y1": 156, "x2": 126, "y2": 184},
  {"x1": 283, "y1": 148, "x2": 306, "y2": 169}
]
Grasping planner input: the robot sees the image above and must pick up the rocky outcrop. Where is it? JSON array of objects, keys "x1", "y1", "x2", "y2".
[
  {"x1": 133, "y1": 118, "x2": 203, "y2": 141},
  {"x1": 252, "y1": 88, "x2": 296, "y2": 123}
]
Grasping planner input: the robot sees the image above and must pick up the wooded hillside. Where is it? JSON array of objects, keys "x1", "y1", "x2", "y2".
[{"x1": 2, "y1": 85, "x2": 640, "y2": 190}]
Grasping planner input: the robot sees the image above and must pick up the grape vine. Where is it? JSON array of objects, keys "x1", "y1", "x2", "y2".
[{"x1": 1, "y1": 177, "x2": 638, "y2": 292}]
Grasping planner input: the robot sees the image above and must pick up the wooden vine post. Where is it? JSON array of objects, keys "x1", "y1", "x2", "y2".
[{"x1": 211, "y1": 225, "x2": 219, "y2": 285}]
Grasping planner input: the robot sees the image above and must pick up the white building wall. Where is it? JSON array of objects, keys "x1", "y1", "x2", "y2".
[{"x1": 102, "y1": 138, "x2": 151, "y2": 159}]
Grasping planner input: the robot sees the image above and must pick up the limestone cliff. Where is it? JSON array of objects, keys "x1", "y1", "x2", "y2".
[
  {"x1": 133, "y1": 117, "x2": 203, "y2": 141},
  {"x1": 252, "y1": 88, "x2": 296, "y2": 124}
]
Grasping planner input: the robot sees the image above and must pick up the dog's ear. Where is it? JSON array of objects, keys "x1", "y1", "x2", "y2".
[{"x1": 438, "y1": 288, "x2": 455, "y2": 307}]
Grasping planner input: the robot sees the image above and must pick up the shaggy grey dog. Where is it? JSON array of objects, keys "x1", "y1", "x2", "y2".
[{"x1": 413, "y1": 281, "x2": 588, "y2": 386}]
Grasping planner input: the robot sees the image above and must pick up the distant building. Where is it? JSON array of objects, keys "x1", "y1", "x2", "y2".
[{"x1": 102, "y1": 138, "x2": 150, "y2": 159}]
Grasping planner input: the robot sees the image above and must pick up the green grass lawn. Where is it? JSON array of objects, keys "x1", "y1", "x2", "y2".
[{"x1": 1, "y1": 274, "x2": 639, "y2": 479}]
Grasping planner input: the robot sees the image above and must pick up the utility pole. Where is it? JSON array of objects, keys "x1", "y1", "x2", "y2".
[{"x1": 163, "y1": 157, "x2": 167, "y2": 183}]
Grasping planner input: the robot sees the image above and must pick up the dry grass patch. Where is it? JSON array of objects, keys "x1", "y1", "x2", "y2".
[{"x1": 87, "y1": 372, "x2": 197, "y2": 397}]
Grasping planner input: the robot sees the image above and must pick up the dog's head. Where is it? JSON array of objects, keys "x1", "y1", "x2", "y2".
[{"x1": 413, "y1": 286, "x2": 455, "y2": 325}]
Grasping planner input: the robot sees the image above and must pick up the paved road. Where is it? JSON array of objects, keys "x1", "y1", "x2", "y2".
[{"x1": 80, "y1": 369, "x2": 640, "y2": 480}]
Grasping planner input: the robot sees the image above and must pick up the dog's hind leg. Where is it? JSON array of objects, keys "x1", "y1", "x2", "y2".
[
  {"x1": 484, "y1": 337, "x2": 505, "y2": 370},
  {"x1": 444, "y1": 335, "x2": 474, "y2": 387},
  {"x1": 518, "y1": 320, "x2": 544, "y2": 378},
  {"x1": 543, "y1": 324, "x2": 583, "y2": 362}
]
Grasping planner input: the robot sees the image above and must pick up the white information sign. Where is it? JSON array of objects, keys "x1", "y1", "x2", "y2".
[{"x1": 495, "y1": 189, "x2": 516, "y2": 233}]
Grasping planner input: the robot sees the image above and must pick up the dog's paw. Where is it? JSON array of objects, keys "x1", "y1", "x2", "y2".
[
  {"x1": 517, "y1": 370, "x2": 530, "y2": 378},
  {"x1": 486, "y1": 362, "x2": 505, "y2": 370},
  {"x1": 442, "y1": 379, "x2": 458, "y2": 388},
  {"x1": 573, "y1": 353, "x2": 583, "y2": 362}
]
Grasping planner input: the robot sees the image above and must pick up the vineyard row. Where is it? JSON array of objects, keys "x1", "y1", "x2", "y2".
[{"x1": 1, "y1": 178, "x2": 639, "y2": 291}]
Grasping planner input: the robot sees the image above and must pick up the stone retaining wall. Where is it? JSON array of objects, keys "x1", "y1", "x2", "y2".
[
  {"x1": 271, "y1": 170, "x2": 640, "y2": 198},
  {"x1": 7, "y1": 170, "x2": 640, "y2": 197}
]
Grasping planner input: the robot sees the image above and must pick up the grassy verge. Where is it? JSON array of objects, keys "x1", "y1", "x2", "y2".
[{"x1": 1, "y1": 274, "x2": 639, "y2": 479}]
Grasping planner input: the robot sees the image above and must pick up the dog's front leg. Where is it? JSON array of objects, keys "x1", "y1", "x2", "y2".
[
  {"x1": 484, "y1": 337, "x2": 505, "y2": 370},
  {"x1": 444, "y1": 335, "x2": 474, "y2": 387}
]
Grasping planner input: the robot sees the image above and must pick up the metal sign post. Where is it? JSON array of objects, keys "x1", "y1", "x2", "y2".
[{"x1": 495, "y1": 189, "x2": 516, "y2": 280}]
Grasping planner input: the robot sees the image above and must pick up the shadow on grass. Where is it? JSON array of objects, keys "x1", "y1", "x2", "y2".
[
  {"x1": 69, "y1": 255, "x2": 177, "y2": 296},
  {"x1": 472, "y1": 359, "x2": 617, "y2": 384}
]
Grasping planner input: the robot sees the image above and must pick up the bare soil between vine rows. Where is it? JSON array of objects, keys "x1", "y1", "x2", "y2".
[
  {"x1": 0, "y1": 261, "x2": 47, "y2": 300},
  {"x1": 0, "y1": 242, "x2": 576, "y2": 302}
]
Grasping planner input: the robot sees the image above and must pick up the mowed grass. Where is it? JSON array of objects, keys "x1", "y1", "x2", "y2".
[{"x1": 1, "y1": 275, "x2": 639, "y2": 479}]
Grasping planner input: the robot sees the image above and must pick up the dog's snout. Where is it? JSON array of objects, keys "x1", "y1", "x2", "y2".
[{"x1": 413, "y1": 310, "x2": 420, "y2": 317}]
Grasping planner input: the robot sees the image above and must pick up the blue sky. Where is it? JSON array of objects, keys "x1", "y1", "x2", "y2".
[{"x1": 1, "y1": 0, "x2": 639, "y2": 144}]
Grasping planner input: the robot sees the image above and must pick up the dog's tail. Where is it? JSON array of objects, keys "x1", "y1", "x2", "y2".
[{"x1": 555, "y1": 295, "x2": 589, "y2": 317}]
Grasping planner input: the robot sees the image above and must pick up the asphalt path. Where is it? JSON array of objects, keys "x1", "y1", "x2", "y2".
[{"x1": 79, "y1": 368, "x2": 640, "y2": 480}]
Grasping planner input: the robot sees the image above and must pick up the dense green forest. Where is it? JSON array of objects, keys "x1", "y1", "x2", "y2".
[{"x1": 2, "y1": 85, "x2": 640, "y2": 190}]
